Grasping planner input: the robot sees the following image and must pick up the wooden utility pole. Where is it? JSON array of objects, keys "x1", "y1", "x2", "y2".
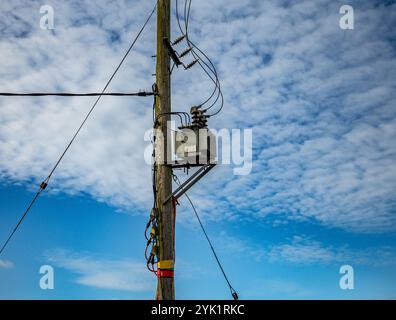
[{"x1": 155, "y1": 0, "x2": 174, "y2": 300}]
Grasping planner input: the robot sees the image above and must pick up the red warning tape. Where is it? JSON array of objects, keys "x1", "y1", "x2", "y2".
[{"x1": 157, "y1": 269, "x2": 174, "y2": 278}]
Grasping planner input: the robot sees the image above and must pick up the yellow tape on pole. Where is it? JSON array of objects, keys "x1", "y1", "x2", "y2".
[{"x1": 157, "y1": 260, "x2": 174, "y2": 270}]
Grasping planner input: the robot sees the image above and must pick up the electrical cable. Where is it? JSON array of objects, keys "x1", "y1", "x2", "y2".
[
  {"x1": 186, "y1": 1, "x2": 224, "y2": 116},
  {"x1": 176, "y1": 0, "x2": 224, "y2": 116},
  {"x1": 155, "y1": 112, "x2": 191, "y2": 128},
  {"x1": 175, "y1": 0, "x2": 218, "y2": 108},
  {"x1": 155, "y1": 112, "x2": 184, "y2": 127},
  {"x1": 0, "y1": 185, "x2": 43, "y2": 255},
  {"x1": 190, "y1": 47, "x2": 223, "y2": 113},
  {"x1": 45, "y1": 1, "x2": 157, "y2": 183},
  {"x1": 176, "y1": 0, "x2": 219, "y2": 108},
  {"x1": 172, "y1": 174, "x2": 238, "y2": 300},
  {"x1": 183, "y1": 13, "x2": 224, "y2": 114},
  {"x1": 0, "y1": 92, "x2": 154, "y2": 97},
  {"x1": 0, "y1": 1, "x2": 158, "y2": 257},
  {"x1": 146, "y1": 102, "x2": 160, "y2": 274},
  {"x1": 187, "y1": 39, "x2": 224, "y2": 115}
]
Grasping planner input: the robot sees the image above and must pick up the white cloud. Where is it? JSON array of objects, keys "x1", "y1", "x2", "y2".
[
  {"x1": 0, "y1": 0, "x2": 395, "y2": 233},
  {"x1": 181, "y1": 0, "x2": 396, "y2": 233},
  {"x1": 212, "y1": 232, "x2": 396, "y2": 267},
  {"x1": 268, "y1": 236, "x2": 336, "y2": 264},
  {"x1": 268, "y1": 235, "x2": 396, "y2": 266},
  {"x1": 0, "y1": 259, "x2": 14, "y2": 269},
  {"x1": 212, "y1": 231, "x2": 266, "y2": 262},
  {"x1": 44, "y1": 249, "x2": 155, "y2": 292}
]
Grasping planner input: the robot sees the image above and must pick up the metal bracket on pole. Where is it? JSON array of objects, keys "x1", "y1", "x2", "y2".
[
  {"x1": 164, "y1": 163, "x2": 216, "y2": 204},
  {"x1": 163, "y1": 37, "x2": 182, "y2": 67}
]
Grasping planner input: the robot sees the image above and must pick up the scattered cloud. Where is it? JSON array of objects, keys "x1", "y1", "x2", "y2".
[
  {"x1": 213, "y1": 231, "x2": 266, "y2": 262},
  {"x1": 0, "y1": 259, "x2": 14, "y2": 269},
  {"x1": 44, "y1": 249, "x2": 155, "y2": 292},
  {"x1": 177, "y1": 0, "x2": 396, "y2": 233},
  {"x1": 268, "y1": 236, "x2": 336, "y2": 264},
  {"x1": 214, "y1": 232, "x2": 396, "y2": 267},
  {"x1": 268, "y1": 235, "x2": 396, "y2": 266}
]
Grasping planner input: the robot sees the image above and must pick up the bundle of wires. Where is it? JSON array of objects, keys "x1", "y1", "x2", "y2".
[{"x1": 175, "y1": 0, "x2": 224, "y2": 117}]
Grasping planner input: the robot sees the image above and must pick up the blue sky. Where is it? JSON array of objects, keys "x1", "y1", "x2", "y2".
[{"x1": 0, "y1": 0, "x2": 396, "y2": 299}]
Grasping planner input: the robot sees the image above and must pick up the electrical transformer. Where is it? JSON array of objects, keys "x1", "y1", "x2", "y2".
[
  {"x1": 174, "y1": 127, "x2": 216, "y2": 166},
  {"x1": 173, "y1": 107, "x2": 216, "y2": 166}
]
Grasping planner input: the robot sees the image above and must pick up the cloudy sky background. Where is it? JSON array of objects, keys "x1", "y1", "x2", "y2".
[{"x1": 0, "y1": 0, "x2": 395, "y2": 299}]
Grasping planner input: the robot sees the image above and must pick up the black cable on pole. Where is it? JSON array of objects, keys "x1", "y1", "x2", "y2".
[
  {"x1": 175, "y1": 0, "x2": 224, "y2": 116},
  {"x1": 0, "y1": 92, "x2": 154, "y2": 97},
  {"x1": 172, "y1": 174, "x2": 238, "y2": 300},
  {"x1": 0, "y1": 2, "x2": 158, "y2": 257},
  {"x1": 183, "y1": 0, "x2": 224, "y2": 115},
  {"x1": 176, "y1": 0, "x2": 219, "y2": 109}
]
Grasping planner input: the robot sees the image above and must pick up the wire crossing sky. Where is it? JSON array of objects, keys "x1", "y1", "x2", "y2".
[{"x1": 0, "y1": 2, "x2": 157, "y2": 257}]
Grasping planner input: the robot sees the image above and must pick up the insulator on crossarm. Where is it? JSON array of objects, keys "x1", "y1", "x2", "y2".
[
  {"x1": 184, "y1": 59, "x2": 199, "y2": 70},
  {"x1": 179, "y1": 47, "x2": 192, "y2": 58},
  {"x1": 172, "y1": 35, "x2": 186, "y2": 45}
]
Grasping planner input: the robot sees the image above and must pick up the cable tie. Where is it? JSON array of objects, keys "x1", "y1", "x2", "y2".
[{"x1": 40, "y1": 182, "x2": 48, "y2": 190}]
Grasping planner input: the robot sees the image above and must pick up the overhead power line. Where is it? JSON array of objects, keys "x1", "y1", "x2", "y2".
[
  {"x1": 172, "y1": 174, "x2": 238, "y2": 300},
  {"x1": 175, "y1": 0, "x2": 224, "y2": 117},
  {"x1": 0, "y1": 185, "x2": 44, "y2": 255},
  {"x1": 0, "y1": 92, "x2": 154, "y2": 97},
  {"x1": 0, "y1": 2, "x2": 158, "y2": 257}
]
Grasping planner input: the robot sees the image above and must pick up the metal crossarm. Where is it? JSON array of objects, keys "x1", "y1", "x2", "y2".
[
  {"x1": 163, "y1": 37, "x2": 183, "y2": 67},
  {"x1": 164, "y1": 163, "x2": 216, "y2": 204}
]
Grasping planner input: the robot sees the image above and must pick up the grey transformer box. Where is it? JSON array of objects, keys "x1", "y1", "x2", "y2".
[{"x1": 173, "y1": 127, "x2": 217, "y2": 167}]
